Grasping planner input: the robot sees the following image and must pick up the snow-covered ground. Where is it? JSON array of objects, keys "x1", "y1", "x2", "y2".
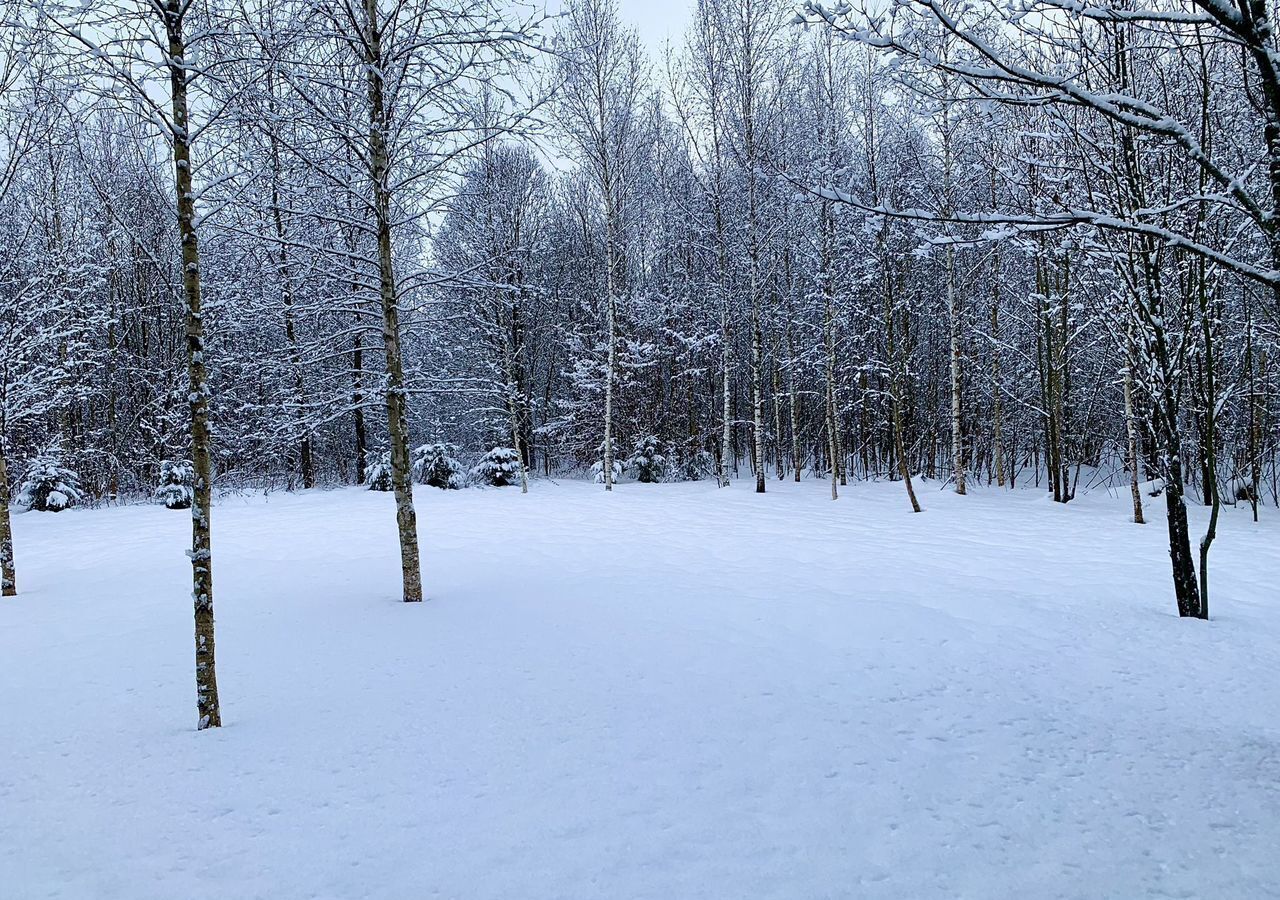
[{"x1": 2, "y1": 478, "x2": 1278, "y2": 899}]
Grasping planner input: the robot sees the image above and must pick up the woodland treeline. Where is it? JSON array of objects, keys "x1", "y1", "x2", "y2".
[{"x1": 1, "y1": 0, "x2": 1278, "y2": 723}]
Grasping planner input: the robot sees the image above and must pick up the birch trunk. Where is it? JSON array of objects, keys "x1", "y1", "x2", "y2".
[
  {"x1": 825, "y1": 373, "x2": 839, "y2": 501},
  {"x1": 947, "y1": 242, "x2": 965, "y2": 495},
  {"x1": 363, "y1": 0, "x2": 422, "y2": 603},
  {"x1": 0, "y1": 448, "x2": 15, "y2": 596},
  {"x1": 741, "y1": 8, "x2": 766, "y2": 495},
  {"x1": 164, "y1": 0, "x2": 220, "y2": 728},
  {"x1": 603, "y1": 232, "x2": 616, "y2": 492},
  {"x1": 719, "y1": 303, "x2": 732, "y2": 488},
  {"x1": 990, "y1": 251, "x2": 1006, "y2": 488},
  {"x1": 751, "y1": 310, "x2": 766, "y2": 493}
]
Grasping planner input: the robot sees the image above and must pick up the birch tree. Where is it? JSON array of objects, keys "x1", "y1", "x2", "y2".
[
  {"x1": 554, "y1": 0, "x2": 647, "y2": 492},
  {"x1": 269, "y1": 0, "x2": 544, "y2": 597},
  {"x1": 36, "y1": 0, "x2": 234, "y2": 725}
]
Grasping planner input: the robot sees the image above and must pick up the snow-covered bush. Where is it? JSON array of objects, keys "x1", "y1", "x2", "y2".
[
  {"x1": 470, "y1": 447, "x2": 521, "y2": 487},
  {"x1": 155, "y1": 460, "x2": 194, "y2": 510},
  {"x1": 591, "y1": 458, "x2": 622, "y2": 484},
  {"x1": 677, "y1": 449, "x2": 716, "y2": 482},
  {"x1": 625, "y1": 435, "x2": 668, "y2": 483},
  {"x1": 17, "y1": 456, "x2": 84, "y2": 512},
  {"x1": 412, "y1": 443, "x2": 466, "y2": 490},
  {"x1": 365, "y1": 451, "x2": 395, "y2": 492}
]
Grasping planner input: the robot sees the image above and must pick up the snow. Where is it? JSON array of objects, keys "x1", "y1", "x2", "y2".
[{"x1": 2, "y1": 479, "x2": 1279, "y2": 899}]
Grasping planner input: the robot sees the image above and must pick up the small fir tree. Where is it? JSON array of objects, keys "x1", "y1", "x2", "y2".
[
  {"x1": 17, "y1": 455, "x2": 84, "y2": 512},
  {"x1": 155, "y1": 460, "x2": 195, "y2": 509},
  {"x1": 625, "y1": 435, "x2": 668, "y2": 483},
  {"x1": 412, "y1": 443, "x2": 466, "y2": 489},
  {"x1": 365, "y1": 451, "x2": 395, "y2": 491},
  {"x1": 677, "y1": 449, "x2": 716, "y2": 482},
  {"x1": 470, "y1": 447, "x2": 521, "y2": 486}
]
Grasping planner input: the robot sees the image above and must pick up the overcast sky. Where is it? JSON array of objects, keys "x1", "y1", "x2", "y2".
[
  {"x1": 533, "y1": 0, "x2": 693, "y2": 170},
  {"x1": 544, "y1": 0, "x2": 693, "y2": 60},
  {"x1": 617, "y1": 0, "x2": 692, "y2": 58}
]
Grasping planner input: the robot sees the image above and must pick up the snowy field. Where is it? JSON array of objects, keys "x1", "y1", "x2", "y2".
[{"x1": 2, "y1": 479, "x2": 1279, "y2": 899}]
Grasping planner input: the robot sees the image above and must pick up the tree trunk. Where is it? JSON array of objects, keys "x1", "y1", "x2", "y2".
[
  {"x1": 719, "y1": 303, "x2": 732, "y2": 488},
  {"x1": 947, "y1": 242, "x2": 965, "y2": 495},
  {"x1": 772, "y1": 358, "x2": 785, "y2": 480},
  {"x1": 1195, "y1": 261, "x2": 1218, "y2": 618},
  {"x1": 788, "y1": 348, "x2": 801, "y2": 483},
  {"x1": 352, "y1": 330, "x2": 367, "y2": 484},
  {"x1": 893, "y1": 393, "x2": 921, "y2": 514},
  {"x1": 752, "y1": 312, "x2": 765, "y2": 493},
  {"x1": 266, "y1": 69, "x2": 313, "y2": 490},
  {"x1": 0, "y1": 448, "x2": 15, "y2": 596},
  {"x1": 501, "y1": 311, "x2": 530, "y2": 494},
  {"x1": 1123, "y1": 359, "x2": 1145, "y2": 525},
  {"x1": 603, "y1": 248, "x2": 617, "y2": 492},
  {"x1": 363, "y1": 0, "x2": 422, "y2": 603},
  {"x1": 990, "y1": 256, "x2": 1006, "y2": 488},
  {"x1": 1246, "y1": 326, "x2": 1263, "y2": 521},
  {"x1": 822, "y1": 233, "x2": 839, "y2": 501},
  {"x1": 165, "y1": 0, "x2": 221, "y2": 729},
  {"x1": 885, "y1": 262, "x2": 921, "y2": 514},
  {"x1": 826, "y1": 369, "x2": 839, "y2": 501},
  {"x1": 1056, "y1": 268, "x2": 1073, "y2": 502},
  {"x1": 1165, "y1": 458, "x2": 1202, "y2": 618}
]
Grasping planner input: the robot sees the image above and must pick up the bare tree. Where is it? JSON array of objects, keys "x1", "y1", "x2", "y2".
[
  {"x1": 554, "y1": 0, "x2": 648, "y2": 492},
  {"x1": 36, "y1": 0, "x2": 238, "y2": 723},
  {"x1": 265, "y1": 0, "x2": 544, "y2": 597}
]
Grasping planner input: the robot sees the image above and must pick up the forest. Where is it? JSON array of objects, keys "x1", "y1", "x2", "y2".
[
  {"x1": 5, "y1": 2, "x2": 1280, "y2": 897},
  {"x1": 4, "y1": 0, "x2": 1280, "y2": 704}
]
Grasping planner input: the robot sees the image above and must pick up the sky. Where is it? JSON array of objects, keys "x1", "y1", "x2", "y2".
[
  {"x1": 617, "y1": 0, "x2": 692, "y2": 59},
  {"x1": 533, "y1": 0, "x2": 694, "y2": 171},
  {"x1": 544, "y1": 0, "x2": 694, "y2": 61}
]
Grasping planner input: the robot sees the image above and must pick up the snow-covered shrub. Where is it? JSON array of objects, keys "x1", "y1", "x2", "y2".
[
  {"x1": 470, "y1": 447, "x2": 521, "y2": 487},
  {"x1": 155, "y1": 460, "x2": 194, "y2": 510},
  {"x1": 365, "y1": 451, "x2": 394, "y2": 492},
  {"x1": 677, "y1": 449, "x2": 716, "y2": 482},
  {"x1": 17, "y1": 456, "x2": 84, "y2": 512},
  {"x1": 625, "y1": 435, "x2": 668, "y2": 483},
  {"x1": 591, "y1": 459, "x2": 622, "y2": 484},
  {"x1": 412, "y1": 443, "x2": 466, "y2": 490}
]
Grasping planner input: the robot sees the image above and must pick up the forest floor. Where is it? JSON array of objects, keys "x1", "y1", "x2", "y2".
[{"x1": 2, "y1": 477, "x2": 1279, "y2": 899}]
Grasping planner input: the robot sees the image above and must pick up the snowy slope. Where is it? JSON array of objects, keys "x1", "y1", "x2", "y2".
[{"x1": 2, "y1": 479, "x2": 1278, "y2": 899}]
